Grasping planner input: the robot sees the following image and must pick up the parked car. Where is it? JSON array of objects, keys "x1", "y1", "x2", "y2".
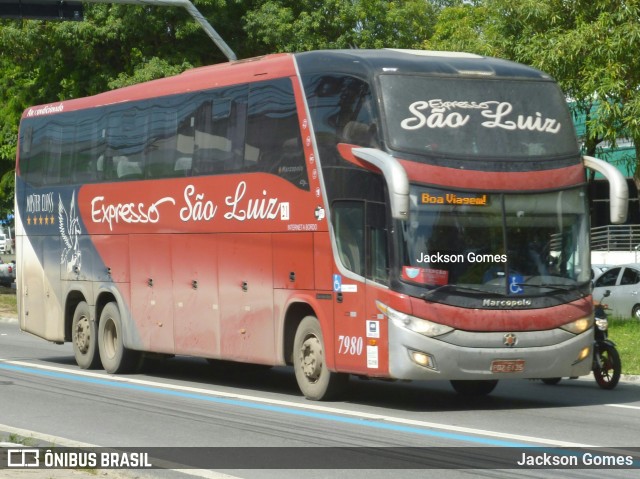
[
  {"x1": 0, "y1": 258, "x2": 15, "y2": 287},
  {"x1": 593, "y1": 264, "x2": 640, "y2": 319},
  {"x1": 592, "y1": 264, "x2": 610, "y2": 281}
]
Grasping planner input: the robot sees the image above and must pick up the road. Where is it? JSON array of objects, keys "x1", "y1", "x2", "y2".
[{"x1": 1, "y1": 317, "x2": 639, "y2": 478}]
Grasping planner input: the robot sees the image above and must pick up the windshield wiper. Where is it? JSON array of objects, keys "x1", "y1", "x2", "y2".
[
  {"x1": 420, "y1": 284, "x2": 489, "y2": 299},
  {"x1": 512, "y1": 282, "x2": 576, "y2": 293}
]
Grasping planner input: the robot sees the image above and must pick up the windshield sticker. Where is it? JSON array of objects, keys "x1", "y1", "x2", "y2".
[
  {"x1": 402, "y1": 266, "x2": 448, "y2": 285},
  {"x1": 401, "y1": 100, "x2": 561, "y2": 134}
]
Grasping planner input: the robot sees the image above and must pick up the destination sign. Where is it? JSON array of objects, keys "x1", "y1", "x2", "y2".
[{"x1": 420, "y1": 191, "x2": 489, "y2": 206}]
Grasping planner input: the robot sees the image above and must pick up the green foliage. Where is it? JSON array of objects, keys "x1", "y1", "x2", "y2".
[
  {"x1": 0, "y1": 1, "x2": 242, "y2": 214},
  {"x1": 243, "y1": 0, "x2": 436, "y2": 52},
  {"x1": 108, "y1": 56, "x2": 193, "y2": 89},
  {"x1": 424, "y1": 4, "x2": 497, "y2": 56},
  {"x1": 609, "y1": 318, "x2": 640, "y2": 375}
]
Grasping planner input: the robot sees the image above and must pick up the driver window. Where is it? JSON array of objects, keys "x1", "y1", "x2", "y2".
[
  {"x1": 333, "y1": 201, "x2": 365, "y2": 276},
  {"x1": 595, "y1": 268, "x2": 620, "y2": 287}
]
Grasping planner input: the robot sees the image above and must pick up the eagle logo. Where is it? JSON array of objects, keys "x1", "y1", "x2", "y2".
[{"x1": 59, "y1": 192, "x2": 82, "y2": 274}]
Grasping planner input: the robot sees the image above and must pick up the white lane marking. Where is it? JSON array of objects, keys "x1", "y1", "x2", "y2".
[
  {"x1": 606, "y1": 403, "x2": 640, "y2": 410},
  {"x1": 2, "y1": 359, "x2": 596, "y2": 448}
]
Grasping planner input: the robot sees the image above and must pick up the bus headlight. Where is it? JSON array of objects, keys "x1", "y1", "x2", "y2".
[
  {"x1": 376, "y1": 300, "x2": 453, "y2": 337},
  {"x1": 560, "y1": 314, "x2": 594, "y2": 334}
]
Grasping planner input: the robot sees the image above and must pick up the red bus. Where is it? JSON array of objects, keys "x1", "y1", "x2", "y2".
[{"x1": 15, "y1": 49, "x2": 627, "y2": 399}]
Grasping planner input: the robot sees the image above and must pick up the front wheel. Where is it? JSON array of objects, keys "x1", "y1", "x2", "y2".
[
  {"x1": 71, "y1": 301, "x2": 101, "y2": 369},
  {"x1": 293, "y1": 316, "x2": 349, "y2": 400},
  {"x1": 593, "y1": 342, "x2": 621, "y2": 390},
  {"x1": 98, "y1": 302, "x2": 140, "y2": 374},
  {"x1": 450, "y1": 380, "x2": 498, "y2": 396}
]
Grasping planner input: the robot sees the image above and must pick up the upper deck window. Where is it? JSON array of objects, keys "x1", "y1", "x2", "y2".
[
  {"x1": 19, "y1": 78, "x2": 307, "y2": 189},
  {"x1": 380, "y1": 75, "x2": 579, "y2": 161}
]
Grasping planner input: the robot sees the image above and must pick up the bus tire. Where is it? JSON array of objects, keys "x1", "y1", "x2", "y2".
[
  {"x1": 98, "y1": 302, "x2": 139, "y2": 374},
  {"x1": 293, "y1": 316, "x2": 349, "y2": 401},
  {"x1": 71, "y1": 301, "x2": 100, "y2": 369},
  {"x1": 450, "y1": 379, "x2": 498, "y2": 396}
]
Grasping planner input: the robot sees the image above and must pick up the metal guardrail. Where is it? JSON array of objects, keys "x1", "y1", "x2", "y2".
[{"x1": 591, "y1": 225, "x2": 640, "y2": 251}]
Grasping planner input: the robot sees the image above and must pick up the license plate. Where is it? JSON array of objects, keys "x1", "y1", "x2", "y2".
[{"x1": 491, "y1": 359, "x2": 525, "y2": 373}]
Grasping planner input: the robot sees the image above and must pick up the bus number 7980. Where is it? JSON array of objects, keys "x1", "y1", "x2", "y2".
[{"x1": 338, "y1": 335, "x2": 364, "y2": 356}]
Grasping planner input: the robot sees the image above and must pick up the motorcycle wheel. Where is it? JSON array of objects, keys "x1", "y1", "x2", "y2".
[{"x1": 593, "y1": 343, "x2": 621, "y2": 390}]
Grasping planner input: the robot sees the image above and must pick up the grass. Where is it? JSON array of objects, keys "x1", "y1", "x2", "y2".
[
  {"x1": 3, "y1": 433, "x2": 36, "y2": 446},
  {"x1": 0, "y1": 289, "x2": 16, "y2": 310},
  {"x1": 608, "y1": 318, "x2": 640, "y2": 375}
]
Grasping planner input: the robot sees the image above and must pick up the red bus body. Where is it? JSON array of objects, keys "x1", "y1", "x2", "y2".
[{"x1": 16, "y1": 50, "x2": 621, "y2": 399}]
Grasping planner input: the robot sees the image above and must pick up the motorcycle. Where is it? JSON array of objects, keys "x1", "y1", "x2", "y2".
[{"x1": 541, "y1": 290, "x2": 621, "y2": 389}]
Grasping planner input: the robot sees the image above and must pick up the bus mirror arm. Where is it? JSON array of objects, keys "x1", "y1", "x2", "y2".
[
  {"x1": 583, "y1": 155, "x2": 629, "y2": 224},
  {"x1": 352, "y1": 148, "x2": 410, "y2": 220}
]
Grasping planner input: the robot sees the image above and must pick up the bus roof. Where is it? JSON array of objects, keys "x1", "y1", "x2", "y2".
[
  {"x1": 20, "y1": 52, "x2": 296, "y2": 118},
  {"x1": 294, "y1": 49, "x2": 553, "y2": 80},
  {"x1": 21, "y1": 49, "x2": 553, "y2": 119}
]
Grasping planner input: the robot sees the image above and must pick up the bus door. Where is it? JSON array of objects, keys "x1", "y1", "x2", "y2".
[{"x1": 332, "y1": 201, "x2": 367, "y2": 372}]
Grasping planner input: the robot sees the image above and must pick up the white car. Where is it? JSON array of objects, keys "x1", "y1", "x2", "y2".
[
  {"x1": 591, "y1": 264, "x2": 609, "y2": 280},
  {"x1": 593, "y1": 264, "x2": 640, "y2": 319}
]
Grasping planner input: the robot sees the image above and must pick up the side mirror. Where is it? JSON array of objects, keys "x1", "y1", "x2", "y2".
[
  {"x1": 352, "y1": 148, "x2": 409, "y2": 220},
  {"x1": 584, "y1": 156, "x2": 628, "y2": 224}
]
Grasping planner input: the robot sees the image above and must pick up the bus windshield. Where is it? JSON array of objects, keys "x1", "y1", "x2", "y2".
[
  {"x1": 400, "y1": 186, "x2": 590, "y2": 295},
  {"x1": 380, "y1": 75, "x2": 578, "y2": 160}
]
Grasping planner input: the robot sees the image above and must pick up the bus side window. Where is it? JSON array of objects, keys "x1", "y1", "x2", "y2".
[
  {"x1": 246, "y1": 78, "x2": 308, "y2": 189},
  {"x1": 333, "y1": 201, "x2": 365, "y2": 276}
]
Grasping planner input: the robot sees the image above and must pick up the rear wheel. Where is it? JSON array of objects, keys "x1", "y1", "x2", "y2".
[
  {"x1": 632, "y1": 305, "x2": 640, "y2": 320},
  {"x1": 593, "y1": 343, "x2": 621, "y2": 390},
  {"x1": 450, "y1": 380, "x2": 498, "y2": 396},
  {"x1": 293, "y1": 316, "x2": 349, "y2": 400},
  {"x1": 98, "y1": 302, "x2": 140, "y2": 374},
  {"x1": 71, "y1": 301, "x2": 101, "y2": 369}
]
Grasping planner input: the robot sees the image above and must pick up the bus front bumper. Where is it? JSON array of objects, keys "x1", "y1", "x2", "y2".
[{"x1": 388, "y1": 322, "x2": 593, "y2": 381}]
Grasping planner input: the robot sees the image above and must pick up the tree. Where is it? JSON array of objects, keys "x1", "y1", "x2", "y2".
[
  {"x1": 0, "y1": 0, "x2": 247, "y2": 218},
  {"x1": 243, "y1": 0, "x2": 437, "y2": 52},
  {"x1": 423, "y1": 1, "x2": 498, "y2": 56}
]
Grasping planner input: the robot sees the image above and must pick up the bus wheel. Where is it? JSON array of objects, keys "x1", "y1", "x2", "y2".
[
  {"x1": 293, "y1": 316, "x2": 349, "y2": 401},
  {"x1": 71, "y1": 301, "x2": 100, "y2": 369},
  {"x1": 450, "y1": 380, "x2": 498, "y2": 396},
  {"x1": 98, "y1": 302, "x2": 139, "y2": 374}
]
